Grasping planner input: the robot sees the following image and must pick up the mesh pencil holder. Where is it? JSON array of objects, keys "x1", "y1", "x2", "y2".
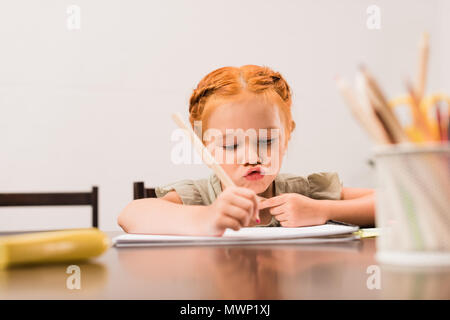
[{"x1": 373, "y1": 142, "x2": 450, "y2": 267}]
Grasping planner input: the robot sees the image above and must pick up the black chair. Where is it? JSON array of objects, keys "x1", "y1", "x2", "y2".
[
  {"x1": 133, "y1": 182, "x2": 156, "y2": 200},
  {"x1": 0, "y1": 186, "x2": 99, "y2": 228}
]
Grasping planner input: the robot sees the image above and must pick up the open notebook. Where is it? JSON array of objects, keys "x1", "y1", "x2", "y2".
[{"x1": 113, "y1": 221, "x2": 360, "y2": 247}]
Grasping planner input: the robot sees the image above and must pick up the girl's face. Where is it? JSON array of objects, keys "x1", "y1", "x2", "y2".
[{"x1": 204, "y1": 92, "x2": 287, "y2": 194}]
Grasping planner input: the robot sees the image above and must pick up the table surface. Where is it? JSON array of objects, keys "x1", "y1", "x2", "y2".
[{"x1": 0, "y1": 231, "x2": 449, "y2": 299}]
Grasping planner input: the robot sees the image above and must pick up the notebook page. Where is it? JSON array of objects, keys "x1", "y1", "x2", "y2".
[{"x1": 113, "y1": 223, "x2": 359, "y2": 246}]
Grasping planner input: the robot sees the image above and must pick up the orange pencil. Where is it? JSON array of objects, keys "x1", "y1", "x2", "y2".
[
  {"x1": 405, "y1": 79, "x2": 434, "y2": 141},
  {"x1": 415, "y1": 32, "x2": 430, "y2": 103}
]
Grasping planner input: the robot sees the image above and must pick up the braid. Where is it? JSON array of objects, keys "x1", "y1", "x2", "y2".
[
  {"x1": 245, "y1": 67, "x2": 292, "y2": 105},
  {"x1": 189, "y1": 86, "x2": 217, "y2": 126},
  {"x1": 188, "y1": 65, "x2": 295, "y2": 138},
  {"x1": 272, "y1": 72, "x2": 292, "y2": 104}
]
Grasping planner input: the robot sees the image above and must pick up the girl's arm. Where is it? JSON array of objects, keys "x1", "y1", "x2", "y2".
[
  {"x1": 322, "y1": 188, "x2": 375, "y2": 227},
  {"x1": 259, "y1": 187, "x2": 376, "y2": 228},
  {"x1": 341, "y1": 187, "x2": 374, "y2": 200},
  {"x1": 117, "y1": 192, "x2": 209, "y2": 235},
  {"x1": 118, "y1": 186, "x2": 259, "y2": 236}
]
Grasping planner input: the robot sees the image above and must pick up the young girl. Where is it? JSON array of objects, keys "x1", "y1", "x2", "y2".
[{"x1": 118, "y1": 65, "x2": 375, "y2": 236}]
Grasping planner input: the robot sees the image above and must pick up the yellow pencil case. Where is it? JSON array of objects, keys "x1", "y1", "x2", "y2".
[{"x1": 0, "y1": 228, "x2": 110, "y2": 269}]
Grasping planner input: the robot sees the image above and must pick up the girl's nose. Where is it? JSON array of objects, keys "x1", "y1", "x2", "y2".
[{"x1": 245, "y1": 142, "x2": 260, "y2": 164}]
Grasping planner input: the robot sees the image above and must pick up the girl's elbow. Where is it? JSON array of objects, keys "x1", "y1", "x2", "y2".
[
  {"x1": 117, "y1": 212, "x2": 129, "y2": 233},
  {"x1": 117, "y1": 202, "x2": 136, "y2": 233}
]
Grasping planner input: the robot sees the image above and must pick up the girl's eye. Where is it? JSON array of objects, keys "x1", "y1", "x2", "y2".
[
  {"x1": 223, "y1": 144, "x2": 239, "y2": 150},
  {"x1": 259, "y1": 139, "x2": 274, "y2": 145},
  {"x1": 223, "y1": 139, "x2": 275, "y2": 149}
]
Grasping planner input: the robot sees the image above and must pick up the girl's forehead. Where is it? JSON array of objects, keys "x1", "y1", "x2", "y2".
[{"x1": 206, "y1": 97, "x2": 283, "y2": 132}]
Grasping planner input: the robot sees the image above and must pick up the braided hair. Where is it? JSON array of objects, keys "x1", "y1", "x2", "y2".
[{"x1": 189, "y1": 65, "x2": 296, "y2": 143}]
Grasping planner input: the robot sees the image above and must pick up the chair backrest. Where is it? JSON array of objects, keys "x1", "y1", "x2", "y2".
[
  {"x1": 133, "y1": 182, "x2": 156, "y2": 200},
  {"x1": 0, "y1": 186, "x2": 99, "y2": 228}
]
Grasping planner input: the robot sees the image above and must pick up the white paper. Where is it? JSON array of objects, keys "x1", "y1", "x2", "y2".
[{"x1": 113, "y1": 223, "x2": 359, "y2": 247}]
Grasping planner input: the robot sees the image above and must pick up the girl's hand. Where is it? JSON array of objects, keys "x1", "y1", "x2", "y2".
[
  {"x1": 204, "y1": 186, "x2": 259, "y2": 236},
  {"x1": 258, "y1": 193, "x2": 329, "y2": 227}
]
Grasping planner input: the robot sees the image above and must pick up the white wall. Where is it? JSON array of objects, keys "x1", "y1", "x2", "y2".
[
  {"x1": 1, "y1": 0, "x2": 448, "y2": 231},
  {"x1": 436, "y1": 0, "x2": 450, "y2": 89}
]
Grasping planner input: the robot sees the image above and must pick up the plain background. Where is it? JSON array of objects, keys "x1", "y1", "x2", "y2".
[{"x1": 1, "y1": 0, "x2": 449, "y2": 231}]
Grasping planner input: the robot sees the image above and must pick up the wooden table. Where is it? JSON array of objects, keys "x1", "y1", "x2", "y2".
[{"x1": 0, "y1": 231, "x2": 449, "y2": 299}]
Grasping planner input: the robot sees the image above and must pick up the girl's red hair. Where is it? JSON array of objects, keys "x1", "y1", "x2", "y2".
[{"x1": 189, "y1": 65, "x2": 296, "y2": 145}]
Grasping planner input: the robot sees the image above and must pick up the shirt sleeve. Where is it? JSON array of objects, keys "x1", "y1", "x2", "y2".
[
  {"x1": 154, "y1": 179, "x2": 205, "y2": 205},
  {"x1": 306, "y1": 172, "x2": 343, "y2": 200}
]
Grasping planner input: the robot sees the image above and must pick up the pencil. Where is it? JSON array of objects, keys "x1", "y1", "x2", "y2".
[
  {"x1": 448, "y1": 113, "x2": 450, "y2": 141},
  {"x1": 171, "y1": 113, "x2": 235, "y2": 188},
  {"x1": 355, "y1": 73, "x2": 395, "y2": 144},
  {"x1": 359, "y1": 66, "x2": 410, "y2": 143},
  {"x1": 336, "y1": 76, "x2": 390, "y2": 144},
  {"x1": 436, "y1": 105, "x2": 443, "y2": 141},
  {"x1": 405, "y1": 79, "x2": 434, "y2": 141},
  {"x1": 415, "y1": 32, "x2": 430, "y2": 103},
  {"x1": 171, "y1": 112, "x2": 262, "y2": 222}
]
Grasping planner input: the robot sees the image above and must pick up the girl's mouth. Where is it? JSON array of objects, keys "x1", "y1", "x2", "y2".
[
  {"x1": 244, "y1": 167, "x2": 264, "y2": 181},
  {"x1": 245, "y1": 172, "x2": 264, "y2": 181}
]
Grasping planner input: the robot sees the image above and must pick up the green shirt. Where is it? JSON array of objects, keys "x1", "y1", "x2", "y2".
[{"x1": 154, "y1": 172, "x2": 342, "y2": 227}]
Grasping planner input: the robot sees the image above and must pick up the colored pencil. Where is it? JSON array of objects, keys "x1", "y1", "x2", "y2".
[
  {"x1": 359, "y1": 66, "x2": 410, "y2": 143},
  {"x1": 336, "y1": 76, "x2": 391, "y2": 144},
  {"x1": 405, "y1": 79, "x2": 434, "y2": 141},
  {"x1": 436, "y1": 105, "x2": 443, "y2": 141},
  {"x1": 415, "y1": 32, "x2": 430, "y2": 103}
]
